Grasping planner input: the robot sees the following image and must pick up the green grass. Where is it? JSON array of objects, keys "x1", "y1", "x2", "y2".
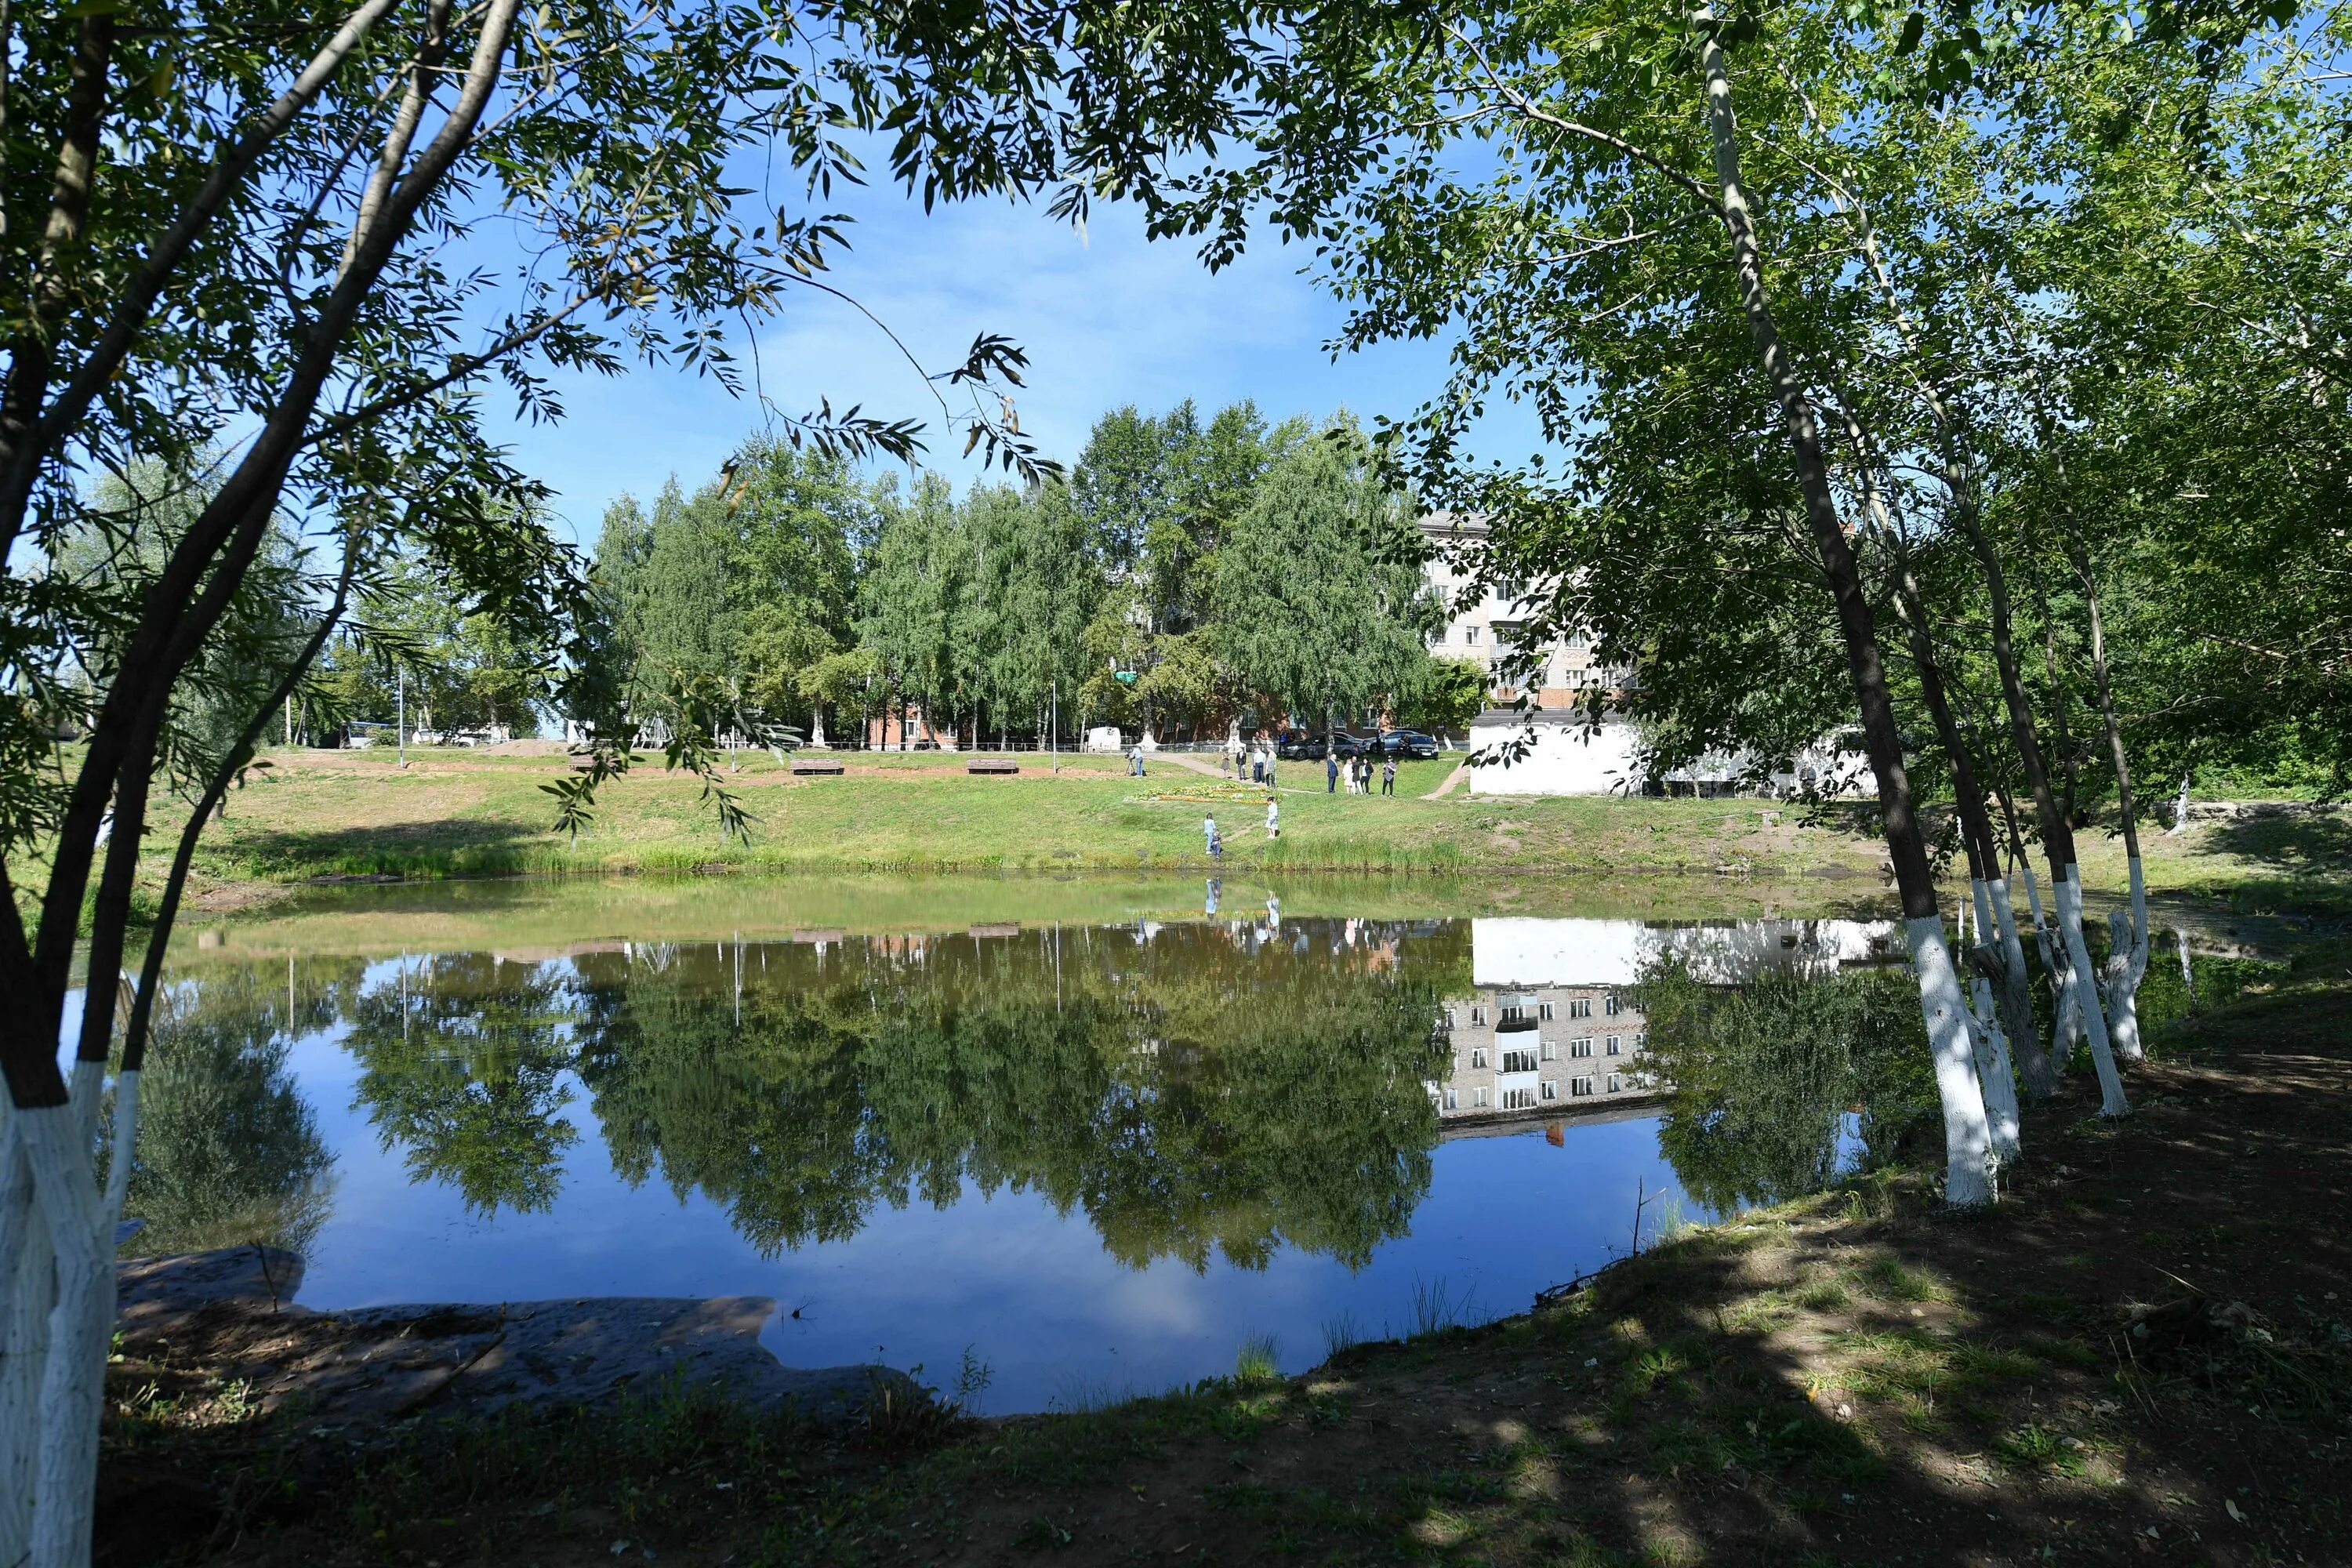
[{"x1": 178, "y1": 746, "x2": 1832, "y2": 880}]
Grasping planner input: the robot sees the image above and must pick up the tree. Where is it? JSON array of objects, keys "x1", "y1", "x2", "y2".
[
  {"x1": 1397, "y1": 656, "x2": 1488, "y2": 735},
  {"x1": 0, "y1": 3, "x2": 1343, "y2": 1556},
  {"x1": 1210, "y1": 423, "x2": 1438, "y2": 733}
]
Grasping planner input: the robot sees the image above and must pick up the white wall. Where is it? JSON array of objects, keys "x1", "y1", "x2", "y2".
[{"x1": 1466, "y1": 720, "x2": 1642, "y2": 796}]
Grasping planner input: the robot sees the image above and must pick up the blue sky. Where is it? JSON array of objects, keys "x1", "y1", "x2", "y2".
[{"x1": 484, "y1": 183, "x2": 1484, "y2": 550}]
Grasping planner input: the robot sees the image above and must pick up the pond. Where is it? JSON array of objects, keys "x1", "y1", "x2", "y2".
[{"x1": 108, "y1": 874, "x2": 2275, "y2": 1413}]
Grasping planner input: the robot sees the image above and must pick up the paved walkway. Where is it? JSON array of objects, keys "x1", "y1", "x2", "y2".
[{"x1": 1424, "y1": 757, "x2": 1472, "y2": 799}]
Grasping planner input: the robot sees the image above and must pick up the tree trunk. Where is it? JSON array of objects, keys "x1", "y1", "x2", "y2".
[
  {"x1": 1968, "y1": 880, "x2": 2023, "y2": 1162},
  {"x1": 1986, "y1": 782, "x2": 2060, "y2": 1099},
  {"x1": 1856, "y1": 437, "x2": 2052, "y2": 1114},
  {"x1": 2070, "y1": 544, "x2": 2149, "y2": 1062},
  {"x1": 1700, "y1": 33, "x2": 1990, "y2": 1204}
]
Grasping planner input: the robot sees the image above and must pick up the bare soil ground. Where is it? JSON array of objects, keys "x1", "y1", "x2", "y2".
[{"x1": 96, "y1": 946, "x2": 2351, "y2": 1567}]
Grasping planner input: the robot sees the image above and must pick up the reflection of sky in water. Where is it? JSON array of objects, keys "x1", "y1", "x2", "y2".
[{"x1": 278, "y1": 979, "x2": 1693, "y2": 1414}]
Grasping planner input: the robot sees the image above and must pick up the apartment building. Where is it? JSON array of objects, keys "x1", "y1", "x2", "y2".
[{"x1": 1420, "y1": 511, "x2": 1634, "y2": 710}]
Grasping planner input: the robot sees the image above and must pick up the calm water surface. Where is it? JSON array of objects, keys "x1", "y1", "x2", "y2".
[{"x1": 120, "y1": 876, "x2": 2130, "y2": 1411}]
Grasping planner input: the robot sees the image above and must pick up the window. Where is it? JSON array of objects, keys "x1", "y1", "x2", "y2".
[
  {"x1": 1472, "y1": 1086, "x2": 1490, "y2": 1108},
  {"x1": 1571, "y1": 1076, "x2": 1595, "y2": 1097},
  {"x1": 1501, "y1": 1086, "x2": 1539, "y2": 1111},
  {"x1": 1465, "y1": 626, "x2": 1480, "y2": 646},
  {"x1": 1568, "y1": 998, "x2": 1592, "y2": 1018},
  {"x1": 1443, "y1": 1087, "x2": 1459, "y2": 1110},
  {"x1": 1606, "y1": 1036, "x2": 1621, "y2": 1055},
  {"x1": 1635, "y1": 1032, "x2": 1647, "y2": 1051},
  {"x1": 1501, "y1": 1048, "x2": 1539, "y2": 1075},
  {"x1": 1469, "y1": 1005, "x2": 1485, "y2": 1025},
  {"x1": 1539, "y1": 1001, "x2": 1555, "y2": 1021},
  {"x1": 1605, "y1": 994, "x2": 1623, "y2": 1016},
  {"x1": 1607, "y1": 1073, "x2": 1623, "y2": 1093},
  {"x1": 1568, "y1": 629, "x2": 1592, "y2": 651},
  {"x1": 1471, "y1": 1047, "x2": 1488, "y2": 1069},
  {"x1": 1541, "y1": 1080, "x2": 1559, "y2": 1101},
  {"x1": 1540, "y1": 1039, "x2": 1557, "y2": 1062},
  {"x1": 1442, "y1": 1007, "x2": 1455, "y2": 1028},
  {"x1": 1570, "y1": 1038, "x2": 1593, "y2": 1058}
]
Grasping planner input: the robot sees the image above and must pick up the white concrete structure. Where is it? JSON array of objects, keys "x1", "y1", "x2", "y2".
[{"x1": 1464, "y1": 713, "x2": 1643, "y2": 796}]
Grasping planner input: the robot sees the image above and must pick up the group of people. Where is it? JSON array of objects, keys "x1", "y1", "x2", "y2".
[
  {"x1": 1327, "y1": 750, "x2": 1396, "y2": 796},
  {"x1": 1227, "y1": 736, "x2": 1279, "y2": 787}
]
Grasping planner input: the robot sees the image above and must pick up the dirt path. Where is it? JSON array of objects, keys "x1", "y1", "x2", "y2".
[{"x1": 1424, "y1": 756, "x2": 1472, "y2": 798}]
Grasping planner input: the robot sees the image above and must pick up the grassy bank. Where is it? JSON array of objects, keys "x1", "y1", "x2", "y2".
[
  {"x1": 121, "y1": 744, "x2": 2352, "y2": 915},
  {"x1": 103, "y1": 941, "x2": 2352, "y2": 1566}
]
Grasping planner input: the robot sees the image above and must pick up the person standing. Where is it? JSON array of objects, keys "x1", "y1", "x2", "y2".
[
  {"x1": 1327, "y1": 750, "x2": 1339, "y2": 793},
  {"x1": 1265, "y1": 797, "x2": 1280, "y2": 840},
  {"x1": 1250, "y1": 748, "x2": 1264, "y2": 786},
  {"x1": 1382, "y1": 757, "x2": 1397, "y2": 796},
  {"x1": 1203, "y1": 814, "x2": 1221, "y2": 861}
]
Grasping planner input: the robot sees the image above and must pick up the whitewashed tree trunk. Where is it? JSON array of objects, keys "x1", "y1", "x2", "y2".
[
  {"x1": 2167, "y1": 774, "x2": 2190, "y2": 837},
  {"x1": 2103, "y1": 855, "x2": 2151, "y2": 1063},
  {"x1": 20, "y1": 1098, "x2": 116, "y2": 1568},
  {"x1": 1968, "y1": 880, "x2": 2022, "y2": 1162},
  {"x1": 0, "y1": 1123, "x2": 53, "y2": 1568},
  {"x1": 1966, "y1": 888, "x2": 2023, "y2": 1161},
  {"x1": 1908, "y1": 916, "x2": 1998, "y2": 1206},
  {"x1": 1969, "y1": 974, "x2": 2022, "y2": 1163},
  {"x1": 2054, "y1": 869, "x2": 2129, "y2": 1116},
  {"x1": 1, "y1": 1055, "x2": 140, "y2": 1568},
  {"x1": 1984, "y1": 876, "x2": 2045, "y2": 1098},
  {"x1": 2177, "y1": 927, "x2": 2194, "y2": 996}
]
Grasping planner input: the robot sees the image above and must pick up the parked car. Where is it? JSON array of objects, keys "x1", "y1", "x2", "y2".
[
  {"x1": 1327, "y1": 731, "x2": 1377, "y2": 759},
  {"x1": 1274, "y1": 728, "x2": 1327, "y2": 761},
  {"x1": 1378, "y1": 729, "x2": 1444, "y2": 760}
]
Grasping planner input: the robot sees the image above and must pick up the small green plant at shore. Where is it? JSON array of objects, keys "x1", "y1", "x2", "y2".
[
  {"x1": 1236, "y1": 1332, "x2": 1282, "y2": 1385},
  {"x1": 1407, "y1": 1275, "x2": 1479, "y2": 1337}
]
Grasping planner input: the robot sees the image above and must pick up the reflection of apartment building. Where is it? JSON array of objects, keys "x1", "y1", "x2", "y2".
[
  {"x1": 1428, "y1": 918, "x2": 1656, "y2": 1123},
  {"x1": 1420, "y1": 513, "x2": 1634, "y2": 710},
  {"x1": 1425, "y1": 916, "x2": 1903, "y2": 1123},
  {"x1": 1433, "y1": 982, "x2": 1650, "y2": 1118}
]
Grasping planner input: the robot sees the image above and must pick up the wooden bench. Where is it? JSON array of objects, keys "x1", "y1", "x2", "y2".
[
  {"x1": 967, "y1": 758, "x2": 1018, "y2": 775},
  {"x1": 790, "y1": 758, "x2": 845, "y2": 776}
]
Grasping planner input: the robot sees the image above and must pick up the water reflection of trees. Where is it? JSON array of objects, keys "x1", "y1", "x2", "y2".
[
  {"x1": 344, "y1": 953, "x2": 579, "y2": 1215},
  {"x1": 1639, "y1": 958, "x2": 1936, "y2": 1213},
  {"x1": 118, "y1": 965, "x2": 343, "y2": 1254},
  {"x1": 331, "y1": 921, "x2": 1464, "y2": 1270}
]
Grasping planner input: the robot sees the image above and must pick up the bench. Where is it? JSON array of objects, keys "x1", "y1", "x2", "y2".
[
  {"x1": 790, "y1": 758, "x2": 845, "y2": 776},
  {"x1": 967, "y1": 758, "x2": 1018, "y2": 775}
]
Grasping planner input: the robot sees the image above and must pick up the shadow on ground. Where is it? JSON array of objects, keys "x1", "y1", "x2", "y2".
[
  {"x1": 2203, "y1": 807, "x2": 2352, "y2": 875},
  {"x1": 202, "y1": 818, "x2": 553, "y2": 879}
]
